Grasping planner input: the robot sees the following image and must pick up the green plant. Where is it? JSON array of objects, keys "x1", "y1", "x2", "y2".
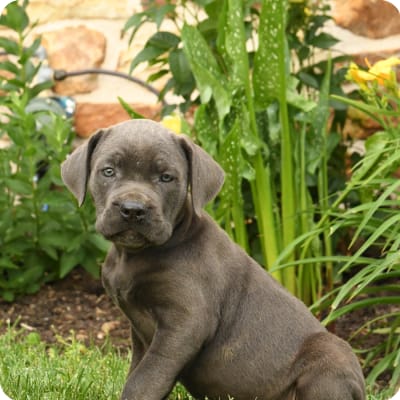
[
  {"x1": 123, "y1": 0, "x2": 345, "y2": 304},
  {"x1": 276, "y1": 57, "x2": 400, "y2": 393},
  {"x1": 123, "y1": 0, "x2": 344, "y2": 115},
  {"x1": 0, "y1": 1, "x2": 109, "y2": 301}
]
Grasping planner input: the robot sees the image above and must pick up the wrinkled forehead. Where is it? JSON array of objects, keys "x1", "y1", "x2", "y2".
[{"x1": 92, "y1": 120, "x2": 186, "y2": 167}]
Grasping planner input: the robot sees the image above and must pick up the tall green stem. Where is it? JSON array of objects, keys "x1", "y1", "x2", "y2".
[
  {"x1": 279, "y1": 91, "x2": 296, "y2": 294},
  {"x1": 227, "y1": 0, "x2": 281, "y2": 279},
  {"x1": 275, "y1": 0, "x2": 296, "y2": 294}
]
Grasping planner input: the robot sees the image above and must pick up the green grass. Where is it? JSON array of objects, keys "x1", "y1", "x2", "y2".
[
  {"x1": 0, "y1": 326, "x2": 194, "y2": 400},
  {"x1": 0, "y1": 326, "x2": 393, "y2": 400},
  {"x1": 0, "y1": 327, "x2": 127, "y2": 400}
]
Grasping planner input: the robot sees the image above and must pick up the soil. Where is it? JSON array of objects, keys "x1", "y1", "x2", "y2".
[
  {"x1": 0, "y1": 267, "x2": 397, "y2": 388},
  {"x1": 0, "y1": 268, "x2": 131, "y2": 349}
]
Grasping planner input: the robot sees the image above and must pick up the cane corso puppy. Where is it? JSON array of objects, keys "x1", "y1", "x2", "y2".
[{"x1": 61, "y1": 119, "x2": 365, "y2": 400}]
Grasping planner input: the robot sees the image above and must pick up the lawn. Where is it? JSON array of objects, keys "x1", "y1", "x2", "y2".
[{"x1": 0, "y1": 325, "x2": 392, "y2": 400}]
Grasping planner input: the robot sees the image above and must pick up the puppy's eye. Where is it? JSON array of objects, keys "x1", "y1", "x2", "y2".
[
  {"x1": 160, "y1": 173, "x2": 174, "y2": 183},
  {"x1": 102, "y1": 167, "x2": 115, "y2": 177}
]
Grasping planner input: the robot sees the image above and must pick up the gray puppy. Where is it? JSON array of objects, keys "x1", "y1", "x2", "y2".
[{"x1": 61, "y1": 119, "x2": 365, "y2": 400}]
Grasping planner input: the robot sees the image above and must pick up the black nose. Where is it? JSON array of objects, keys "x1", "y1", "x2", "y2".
[{"x1": 116, "y1": 200, "x2": 147, "y2": 222}]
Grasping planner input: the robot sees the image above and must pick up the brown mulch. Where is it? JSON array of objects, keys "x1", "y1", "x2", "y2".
[{"x1": 0, "y1": 268, "x2": 131, "y2": 349}]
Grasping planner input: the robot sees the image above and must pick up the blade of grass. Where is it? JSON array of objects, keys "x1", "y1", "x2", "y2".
[{"x1": 323, "y1": 296, "x2": 400, "y2": 325}]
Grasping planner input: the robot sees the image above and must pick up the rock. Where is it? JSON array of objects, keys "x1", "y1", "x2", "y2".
[
  {"x1": 101, "y1": 320, "x2": 120, "y2": 335},
  {"x1": 74, "y1": 102, "x2": 161, "y2": 137},
  {"x1": 27, "y1": 0, "x2": 141, "y2": 23},
  {"x1": 333, "y1": 0, "x2": 400, "y2": 39},
  {"x1": 41, "y1": 26, "x2": 106, "y2": 95}
]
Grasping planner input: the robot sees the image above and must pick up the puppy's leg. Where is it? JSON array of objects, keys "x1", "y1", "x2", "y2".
[
  {"x1": 127, "y1": 327, "x2": 146, "y2": 375},
  {"x1": 295, "y1": 372, "x2": 364, "y2": 400},
  {"x1": 293, "y1": 332, "x2": 365, "y2": 400},
  {"x1": 120, "y1": 318, "x2": 207, "y2": 400}
]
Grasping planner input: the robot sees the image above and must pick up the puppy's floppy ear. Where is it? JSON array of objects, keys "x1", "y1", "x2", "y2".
[
  {"x1": 179, "y1": 135, "x2": 225, "y2": 216},
  {"x1": 61, "y1": 129, "x2": 105, "y2": 206}
]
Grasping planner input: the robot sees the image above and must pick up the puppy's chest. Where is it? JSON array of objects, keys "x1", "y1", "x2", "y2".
[{"x1": 102, "y1": 266, "x2": 157, "y2": 342}]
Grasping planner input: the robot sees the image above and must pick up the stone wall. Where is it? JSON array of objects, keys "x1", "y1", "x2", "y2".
[
  {"x1": 333, "y1": 0, "x2": 400, "y2": 39},
  {"x1": 27, "y1": 0, "x2": 141, "y2": 22},
  {"x1": 7, "y1": 0, "x2": 167, "y2": 137}
]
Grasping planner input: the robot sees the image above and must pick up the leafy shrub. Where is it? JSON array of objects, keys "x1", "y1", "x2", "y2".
[{"x1": 0, "y1": 1, "x2": 109, "y2": 301}]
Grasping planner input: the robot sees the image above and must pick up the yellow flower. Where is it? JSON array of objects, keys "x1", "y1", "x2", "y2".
[
  {"x1": 160, "y1": 114, "x2": 182, "y2": 134},
  {"x1": 366, "y1": 57, "x2": 400, "y2": 85},
  {"x1": 347, "y1": 62, "x2": 373, "y2": 85},
  {"x1": 347, "y1": 57, "x2": 400, "y2": 86}
]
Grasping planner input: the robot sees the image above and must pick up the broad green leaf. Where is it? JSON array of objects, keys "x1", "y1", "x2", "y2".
[
  {"x1": 1, "y1": 291, "x2": 15, "y2": 302},
  {"x1": 253, "y1": 0, "x2": 288, "y2": 108},
  {"x1": 152, "y1": 4, "x2": 176, "y2": 28},
  {"x1": 129, "y1": 46, "x2": 166, "y2": 72},
  {"x1": 224, "y1": 0, "x2": 249, "y2": 86},
  {"x1": 122, "y1": 12, "x2": 146, "y2": 34},
  {"x1": 169, "y1": 48, "x2": 195, "y2": 96},
  {"x1": 147, "y1": 69, "x2": 168, "y2": 83},
  {"x1": 305, "y1": 57, "x2": 332, "y2": 174},
  {"x1": 38, "y1": 231, "x2": 75, "y2": 251},
  {"x1": 5, "y1": 177, "x2": 32, "y2": 195},
  {"x1": 0, "y1": 258, "x2": 19, "y2": 270},
  {"x1": 309, "y1": 32, "x2": 339, "y2": 49},
  {"x1": 88, "y1": 233, "x2": 110, "y2": 253},
  {"x1": 29, "y1": 81, "x2": 55, "y2": 99},
  {"x1": 297, "y1": 71, "x2": 319, "y2": 89},
  {"x1": 82, "y1": 256, "x2": 100, "y2": 279},
  {"x1": 194, "y1": 104, "x2": 219, "y2": 156},
  {"x1": 182, "y1": 24, "x2": 231, "y2": 120},
  {"x1": 0, "y1": 37, "x2": 19, "y2": 56},
  {"x1": 60, "y1": 251, "x2": 81, "y2": 278},
  {"x1": 148, "y1": 31, "x2": 180, "y2": 50},
  {"x1": 218, "y1": 117, "x2": 248, "y2": 248},
  {"x1": 7, "y1": 264, "x2": 44, "y2": 289},
  {"x1": 286, "y1": 88, "x2": 316, "y2": 112},
  {"x1": 0, "y1": 2, "x2": 29, "y2": 32},
  {"x1": 0, "y1": 61, "x2": 19, "y2": 75},
  {"x1": 20, "y1": 37, "x2": 42, "y2": 65}
]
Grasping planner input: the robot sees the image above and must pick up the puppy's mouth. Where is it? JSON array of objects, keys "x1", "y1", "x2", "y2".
[
  {"x1": 105, "y1": 229, "x2": 150, "y2": 250},
  {"x1": 95, "y1": 206, "x2": 174, "y2": 250}
]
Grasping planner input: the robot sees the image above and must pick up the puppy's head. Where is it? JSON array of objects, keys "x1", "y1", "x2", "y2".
[{"x1": 61, "y1": 119, "x2": 224, "y2": 250}]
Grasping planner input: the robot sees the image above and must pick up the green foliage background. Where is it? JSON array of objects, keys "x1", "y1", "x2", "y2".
[{"x1": 0, "y1": 2, "x2": 109, "y2": 301}]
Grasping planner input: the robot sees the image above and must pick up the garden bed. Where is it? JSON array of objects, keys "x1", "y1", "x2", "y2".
[{"x1": 0, "y1": 268, "x2": 131, "y2": 349}]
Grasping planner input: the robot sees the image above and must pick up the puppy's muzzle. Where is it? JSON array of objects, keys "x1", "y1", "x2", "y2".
[{"x1": 114, "y1": 200, "x2": 148, "y2": 223}]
